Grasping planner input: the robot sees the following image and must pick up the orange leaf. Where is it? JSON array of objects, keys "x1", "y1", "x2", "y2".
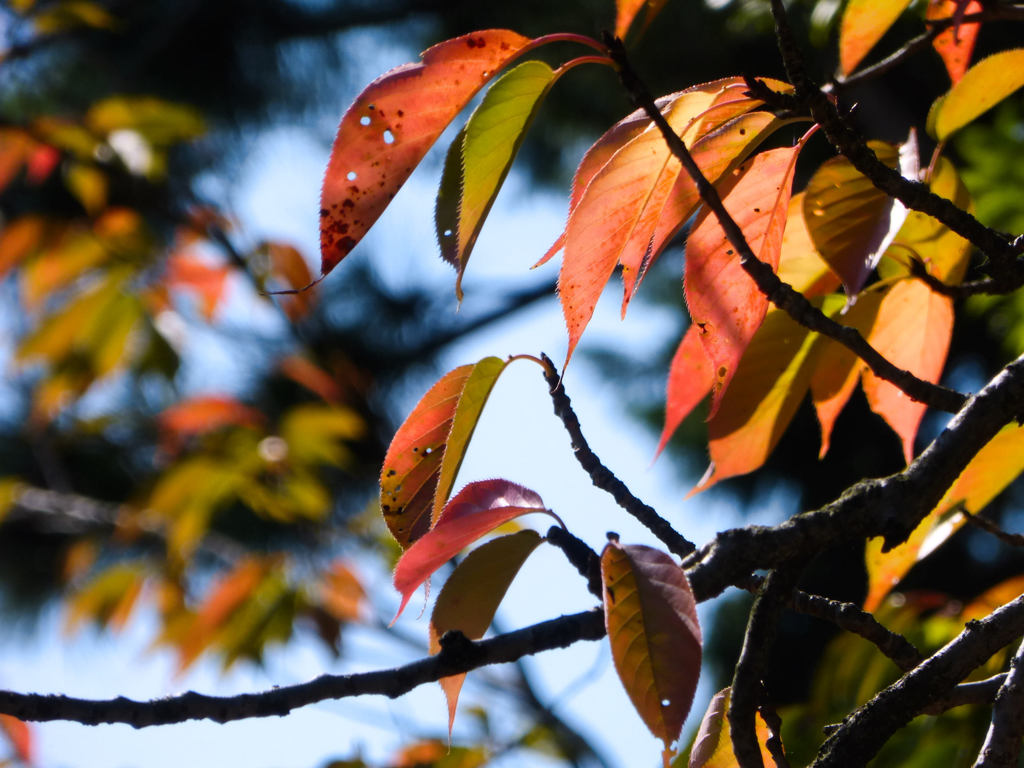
[
  {"x1": 838, "y1": 0, "x2": 913, "y2": 77},
  {"x1": 614, "y1": 0, "x2": 669, "y2": 41},
  {"x1": 0, "y1": 215, "x2": 48, "y2": 279},
  {"x1": 392, "y1": 480, "x2": 551, "y2": 622},
  {"x1": 266, "y1": 241, "x2": 316, "y2": 320},
  {"x1": 165, "y1": 252, "x2": 232, "y2": 320},
  {"x1": 318, "y1": 561, "x2": 366, "y2": 623},
  {"x1": 279, "y1": 355, "x2": 342, "y2": 403},
  {"x1": 862, "y1": 280, "x2": 953, "y2": 464},
  {"x1": 380, "y1": 356, "x2": 510, "y2": 548},
  {"x1": 428, "y1": 529, "x2": 543, "y2": 736},
  {"x1": 602, "y1": 541, "x2": 701, "y2": 762},
  {"x1": 685, "y1": 145, "x2": 801, "y2": 417},
  {"x1": 0, "y1": 714, "x2": 34, "y2": 765},
  {"x1": 656, "y1": 325, "x2": 713, "y2": 459},
  {"x1": 688, "y1": 687, "x2": 782, "y2": 768},
  {"x1": 157, "y1": 395, "x2": 263, "y2": 445},
  {"x1": 775, "y1": 193, "x2": 840, "y2": 298},
  {"x1": 319, "y1": 30, "x2": 531, "y2": 275},
  {"x1": 927, "y1": 0, "x2": 982, "y2": 85}
]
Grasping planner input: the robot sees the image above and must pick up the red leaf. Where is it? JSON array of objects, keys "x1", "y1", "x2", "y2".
[
  {"x1": 319, "y1": 30, "x2": 531, "y2": 275},
  {"x1": 164, "y1": 252, "x2": 232, "y2": 321},
  {"x1": 862, "y1": 279, "x2": 953, "y2": 463},
  {"x1": 684, "y1": 145, "x2": 801, "y2": 418},
  {"x1": 927, "y1": 0, "x2": 982, "y2": 85},
  {"x1": 392, "y1": 479, "x2": 552, "y2": 622},
  {"x1": 157, "y1": 395, "x2": 263, "y2": 448},
  {"x1": 655, "y1": 325, "x2": 713, "y2": 459},
  {"x1": 0, "y1": 714, "x2": 34, "y2": 765},
  {"x1": 602, "y1": 541, "x2": 701, "y2": 762}
]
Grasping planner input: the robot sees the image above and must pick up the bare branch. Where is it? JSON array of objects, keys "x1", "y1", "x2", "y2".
[{"x1": 973, "y1": 637, "x2": 1024, "y2": 767}]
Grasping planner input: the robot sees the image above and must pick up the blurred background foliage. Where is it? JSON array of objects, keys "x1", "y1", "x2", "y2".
[{"x1": 1, "y1": 1, "x2": 1023, "y2": 766}]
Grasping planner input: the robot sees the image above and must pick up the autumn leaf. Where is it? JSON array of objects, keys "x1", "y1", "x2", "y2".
[
  {"x1": 157, "y1": 395, "x2": 264, "y2": 445},
  {"x1": 317, "y1": 561, "x2": 366, "y2": 623},
  {"x1": 865, "y1": 422, "x2": 1024, "y2": 611},
  {"x1": 428, "y1": 529, "x2": 543, "y2": 735},
  {"x1": 687, "y1": 687, "x2": 782, "y2": 768},
  {"x1": 927, "y1": 0, "x2": 982, "y2": 85},
  {"x1": 774, "y1": 193, "x2": 841, "y2": 299},
  {"x1": 320, "y1": 30, "x2": 532, "y2": 275},
  {"x1": 928, "y1": 49, "x2": 1024, "y2": 140},
  {"x1": 392, "y1": 479, "x2": 552, "y2": 622},
  {"x1": 380, "y1": 356, "x2": 512, "y2": 548},
  {"x1": 614, "y1": 0, "x2": 669, "y2": 40},
  {"x1": 655, "y1": 325, "x2": 714, "y2": 459},
  {"x1": 685, "y1": 145, "x2": 802, "y2": 417},
  {"x1": 165, "y1": 252, "x2": 232, "y2": 321},
  {"x1": 802, "y1": 140, "x2": 911, "y2": 296},
  {"x1": 838, "y1": 0, "x2": 913, "y2": 77},
  {"x1": 436, "y1": 60, "x2": 558, "y2": 299},
  {"x1": 602, "y1": 541, "x2": 701, "y2": 763},
  {"x1": 862, "y1": 279, "x2": 953, "y2": 464},
  {"x1": 0, "y1": 714, "x2": 33, "y2": 766},
  {"x1": 64, "y1": 562, "x2": 147, "y2": 635}
]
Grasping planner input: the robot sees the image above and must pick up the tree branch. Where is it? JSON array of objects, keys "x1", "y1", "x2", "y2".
[
  {"x1": 603, "y1": 35, "x2": 968, "y2": 415},
  {"x1": 0, "y1": 609, "x2": 605, "y2": 727},
  {"x1": 540, "y1": 354, "x2": 696, "y2": 558},
  {"x1": 973, "y1": 637, "x2": 1024, "y2": 767}
]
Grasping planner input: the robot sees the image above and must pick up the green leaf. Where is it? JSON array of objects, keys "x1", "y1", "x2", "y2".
[
  {"x1": 436, "y1": 60, "x2": 557, "y2": 300},
  {"x1": 930, "y1": 48, "x2": 1024, "y2": 140},
  {"x1": 380, "y1": 356, "x2": 511, "y2": 548},
  {"x1": 602, "y1": 541, "x2": 701, "y2": 763},
  {"x1": 428, "y1": 530, "x2": 543, "y2": 736}
]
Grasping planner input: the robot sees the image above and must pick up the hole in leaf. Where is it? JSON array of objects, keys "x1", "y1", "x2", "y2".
[
  {"x1": 423, "y1": 447, "x2": 433, "y2": 455},
  {"x1": 661, "y1": 699, "x2": 671, "y2": 707},
  {"x1": 383, "y1": 130, "x2": 395, "y2": 144},
  {"x1": 442, "y1": 229, "x2": 453, "y2": 238},
  {"x1": 347, "y1": 171, "x2": 358, "y2": 181},
  {"x1": 360, "y1": 115, "x2": 371, "y2": 126}
]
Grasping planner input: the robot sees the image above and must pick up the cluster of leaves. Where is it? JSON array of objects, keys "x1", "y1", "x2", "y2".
[{"x1": 309, "y1": 0, "x2": 1024, "y2": 764}]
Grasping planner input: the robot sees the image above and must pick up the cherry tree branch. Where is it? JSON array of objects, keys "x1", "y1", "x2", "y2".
[
  {"x1": 603, "y1": 35, "x2": 969, "y2": 415},
  {"x1": 540, "y1": 353, "x2": 697, "y2": 558},
  {"x1": 973, "y1": 637, "x2": 1024, "y2": 767}
]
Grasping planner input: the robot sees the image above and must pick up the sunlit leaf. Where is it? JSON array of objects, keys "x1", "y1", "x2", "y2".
[
  {"x1": 695, "y1": 304, "x2": 824, "y2": 493},
  {"x1": 655, "y1": 325, "x2": 714, "y2": 459},
  {"x1": 929, "y1": 49, "x2": 1024, "y2": 140},
  {"x1": 428, "y1": 530, "x2": 543, "y2": 735},
  {"x1": 157, "y1": 395, "x2": 263, "y2": 449},
  {"x1": 391, "y1": 740, "x2": 488, "y2": 768},
  {"x1": 380, "y1": 356, "x2": 511, "y2": 548},
  {"x1": 862, "y1": 279, "x2": 953, "y2": 463},
  {"x1": 866, "y1": 422, "x2": 1024, "y2": 610},
  {"x1": 392, "y1": 480, "x2": 550, "y2": 622},
  {"x1": 317, "y1": 561, "x2": 366, "y2": 623},
  {"x1": 85, "y1": 96, "x2": 205, "y2": 145},
  {"x1": 687, "y1": 687, "x2": 782, "y2": 768},
  {"x1": 963, "y1": 574, "x2": 1024, "y2": 621},
  {"x1": 64, "y1": 161, "x2": 108, "y2": 215},
  {"x1": 278, "y1": 355, "x2": 343, "y2": 404},
  {"x1": 320, "y1": 30, "x2": 532, "y2": 275},
  {"x1": 0, "y1": 216, "x2": 48, "y2": 279},
  {"x1": 602, "y1": 541, "x2": 701, "y2": 762},
  {"x1": 803, "y1": 141, "x2": 905, "y2": 295},
  {"x1": 927, "y1": 0, "x2": 982, "y2": 85},
  {"x1": 280, "y1": 403, "x2": 364, "y2": 467},
  {"x1": 436, "y1": 60, "x2": 556, "y2": 299},
  {"x1": 65, "y1": 562, "x2": 147, "y2": 634},
  {"x1": 265, "y1": 241, "x2": 316, "y2": 319},
  {"x1": 615, "y1": 0, "x2": 669, "y2": 40},
  {"x1": 775, "y1": 193, "x2": 841, "y2": 298},
  {"x1": 21, "y1": 227, "x2": 107, "y2": 308},
  {"x1": 165, "y1": 252, "x2": 232, "y2": 321},
  {"x1": 838, "y1": 0, "x2": 913, "y2": 77},
  {"x1": 0, "y1": 714, "x2": 33, "y2": 766},
  {"x1": 685, "y1": 145, "x2": 802, "y2": 417}
]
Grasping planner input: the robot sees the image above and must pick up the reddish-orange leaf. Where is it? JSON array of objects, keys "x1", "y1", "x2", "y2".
[
  {"x1": 927, "y1": 0, "x2": 982, "y2": 85},
  {"x1": 964, "y1": 574, "x2": 1024, "y2": 621},
  {"x1": 838, "y1": 0, "x2": 913, "y2": 77},
  {"x1": 614, "y1": 0, "x2": 669, "y2": 41},
  {"x1": 392, "y1": 479, "x2": 552, "y2": 622},
  {"x1": 809, "y1": 291, "x2": 884, "y2": 458},
  {"x1": 278, "y1": 355, "x2": 342, "y2": 403},
  {"x1": 380, "y1": 356, "x2": 510, "y2": 548},
  {"x1": 319, "y1": 30, "x2": 531, "y2": 275},
  {"x1": 862, "y1": 280, "x2": 953, "y2": 464},
  {"x1": 428, "y1": 529, "x2": 543, "y2": 736},
  {"x1": 0, "y1": 215, "x2": 48, "y2": 279},
  {"x1": 655, "y1": 324, "x2": 713, "y2": 459},
  {"x1": 688, "y1": 687, "x2": 783, "y2": 768},
  {"x1": 602, "y1": 541, "x2": 701, "y2": 764},
  {"x1": 266, "y1": 241, "x2": 315, "y2": 320},
  {"x1": 559, "y1": 79, "x2": 779, "y2": 365},
  {"x1": 685, "y1": 145, "x2": 801, "y2": 417},
  {"x1": 0, "y1": 714, "x2": 34, "y2": 765},
  {"x1": 696, "y1": 306, "x2": 822, "y2": 493},
  {"x1": 775, "y1": 193, "x2": 840, "y2": 298},
  {"x1": 318, "y1": 560, "x2": 366, "y2": 623},
  {"x1": 157, "y1": 395, "x2": 263, "y2": 446},
  {"x1": 164, "y1": 252, "x2": 232, "y2": 320}
]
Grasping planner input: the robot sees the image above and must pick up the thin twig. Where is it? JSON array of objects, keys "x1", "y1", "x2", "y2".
[
  {"x1": 961, "y1": 509, "x2": 1024, "y2": 548},
  {"x1": 540, "y1": 354, "x2": 696, "y2": 558},
  {"x1": 973, "y1": 637, "x2": 1024, "y2": 767},
  {"x1": 603, "y1": 35, "x2": 968, "y2": 415}
]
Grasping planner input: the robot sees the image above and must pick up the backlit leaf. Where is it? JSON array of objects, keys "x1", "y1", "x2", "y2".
[
  {"x1": 428, "y1": 530, "x2": 543, "y2": 735},
  {"x1": 157, "y1": 395, "x2": 263, "y2": 449},
  {"x1": 436, "y1": 60, "x2": 556, "y2": 299},
  {"x1": 380, "y1": 356, "x2": 511, "y2": 547},
  {"x1": 559, "y1": 78, "x2": 785, "y2": 364},
  {"x1": 85, "y1": 96, "x2": 205, "y2": 145},
  {"x1": 803, "y1": 141, "x2": 905, "y2": 295},
  {"x1": 320, "y1": 30, "x2": 531, "y2": 275},
  {"x1": 165, "y1": 252, "x2": 232, "y2": 321},
  {"x1": 685, "y1": 145, "x2": 801, "y2": 417},
  {"x1": 838, "y1": 0, "x2": 913, "y2": 77},
  {"x1": 602, "y1": 541, "x2": 701, "y2": 762},
  {"x1": 927, "y1": 0, "x2": 982, "y2": 85},
  {"x1": 65, "y1": 562, "x2": 147, "y2": 634},
  {"x1": 655, "y1": 325, "x2": 714, "y2": 459},
  {"x1": 688, "y1": 687, "x2": 782, "y2": 768},
  {"x1": 775, "y1": 193, "x2": 841, "y2": 298},
  {"x1": 930, "y1": 49, "x2": 1024, "y2": 140},
  {"x1": 392, "y1": 479, "x2": 551, "y2": 621},
  {"x1": 0, "y1": 714, "x2": 33, "y2": 766},
  {"x1": 0, "y1": 216, "x2": 47, "y2": 279},
  {"x1": 266, "y1": 241, "x2": 316, "y2": 320},
  {"x1": 695, "y1": 304, "x2": 824, "y2": 493},
  {"x1": 318, "y1": 561, "x2": 366, "y2": 623},
  {"x1": 865, "y1": 422, "x2": 1024, "y2": 611},
  {"x1": 862, "y1": 279, "x2": 953, "y2": 463},
  {"x1": 615, "y1": 0, "x2": 669, "y2": 40}
]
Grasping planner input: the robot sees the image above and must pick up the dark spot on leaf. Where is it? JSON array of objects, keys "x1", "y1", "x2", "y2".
[
  {"x1": 339, "y1": 236, "x2": 356, "y2": 254},
  {"x1": 342, "y1": 199, "x2": 354, "y2": 209},
  {"x1": 606, "y1": 586, "x2": 615, "y2": 603},
  {"x1": 386, "y1": 469, "x2": 396, "y2": 477},
  {"x1": 739, "y1": 128, "x2": 746, "y2": 135},
  {"x1": 412, "y1": 447, "x2": 418, "y2": 452},
  {"x1": 717, "y1": 366, "x2": 727, "y2": 378},
  {"x1": 348, "y1": 185, "x2": 359, "y2": 194},
  {"x1": 319, "y1": 208, "x2": 329, "y2": 217},
  {"x1": 397, "y1": 110, "x2": 404, "y2": 117},
  {"x1": 726, "y1": 249, "x2": 734, "y2": 255},
  {"x1": 500, "y1": 41, "x2": 509, "y2": 50}
]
